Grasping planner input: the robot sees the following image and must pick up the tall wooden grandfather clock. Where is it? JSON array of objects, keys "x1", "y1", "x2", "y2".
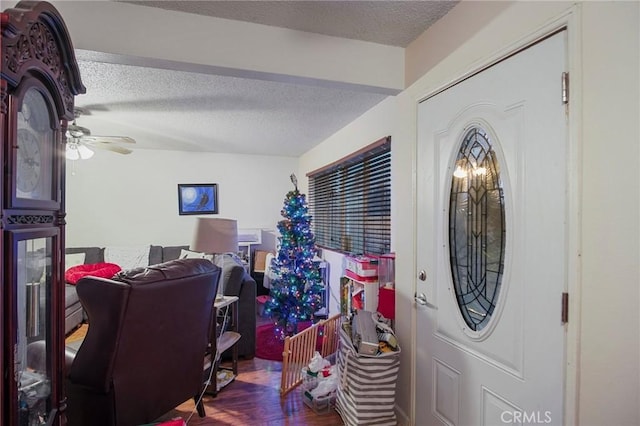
[{"x1": 1, "y1": 2, "x2": 85, "y2": 425}]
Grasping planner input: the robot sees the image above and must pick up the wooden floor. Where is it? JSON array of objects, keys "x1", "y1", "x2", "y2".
[
  {"x1": 156, "y1": 357, "x2": 344, "y2": 425},
  {"x1": 66, "y1": 320, "x2": 345, "y2": 425}
]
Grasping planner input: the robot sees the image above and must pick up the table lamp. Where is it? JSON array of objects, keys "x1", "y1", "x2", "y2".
[{"x1": 191, "y1": 218, "x2": 239, "y2": 297}]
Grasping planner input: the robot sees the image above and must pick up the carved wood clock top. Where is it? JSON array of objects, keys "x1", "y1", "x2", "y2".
[{"x1": 1, "y1": 1, "x2": 85, "y2": 119}]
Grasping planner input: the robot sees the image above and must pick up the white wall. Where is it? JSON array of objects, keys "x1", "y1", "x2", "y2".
[
  {"x1": 580, "y1": 3, "x2": 639, "y2": 424},
  {"x1": 65, "y1": 149, "x2": 297, "y2": 248},
  {"x1": 298, "y1": 1, "x2": 640, "y2": 425}
]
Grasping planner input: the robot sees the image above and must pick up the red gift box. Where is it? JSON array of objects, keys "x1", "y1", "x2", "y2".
[{"x1": 377, "y1": 287, "x2": 395, "y2": 320}]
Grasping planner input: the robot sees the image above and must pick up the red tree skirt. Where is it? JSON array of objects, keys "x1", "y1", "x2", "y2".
[
  {"x1": 255, "y1": 321, "x2": 318, "y2": 362},
  {"x1": 255, "y1": 324, "x2": 286, "y2": 361}
]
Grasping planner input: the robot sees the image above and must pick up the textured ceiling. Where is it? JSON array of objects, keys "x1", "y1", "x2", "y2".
[
  {"x1": 120, "y1": 1, "x2": 458, "y2": 48},
  {"x1": 75, "y1": 60, "x2": 388, "y2": 155},
  {"x1": 72, "y1": 1, "x2": 459, "y2": 157}
]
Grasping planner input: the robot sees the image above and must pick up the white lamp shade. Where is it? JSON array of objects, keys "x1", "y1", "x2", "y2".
[
  {"x1": 66, "y1": 141, "x2": 94, "y2": 160},
  {"x1": 66, "y1": 144, "x2": 80, "y2": 160},
  {"x1": 191, "y1": 218, "x2": 238, "y2": 254},
  {"x1": 77, "y1": 144, "x2": 94, "y2": 159}
]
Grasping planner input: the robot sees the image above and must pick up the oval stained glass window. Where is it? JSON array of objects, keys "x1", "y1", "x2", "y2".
[{"x1": 449, "y1": 126, "x2": 506, "y2": 332}]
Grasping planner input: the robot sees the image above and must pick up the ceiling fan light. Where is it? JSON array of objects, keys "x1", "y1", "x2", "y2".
[
  {"x1": 66, "y1": 144, "x2": 80, "y2": 161},
  {"x1": 77, "y1": 144, "x2": 94, "y2": 160}
]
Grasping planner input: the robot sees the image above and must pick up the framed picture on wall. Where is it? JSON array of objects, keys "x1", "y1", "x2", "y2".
[{"x1": 178, "y1": 183, "x2": 218, "y2": 215}]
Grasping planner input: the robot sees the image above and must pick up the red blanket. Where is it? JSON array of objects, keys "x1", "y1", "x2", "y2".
[{"x1": 65, "y1": 262, "x2": 122, "y2": 285}]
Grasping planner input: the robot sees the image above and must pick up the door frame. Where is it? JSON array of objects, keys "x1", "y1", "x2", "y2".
[{"x1": 411, "y1": 5, "x2": 582, "y2": 425}]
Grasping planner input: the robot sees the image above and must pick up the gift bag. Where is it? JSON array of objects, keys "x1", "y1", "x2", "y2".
[{"x1": 335, "y1": 315, "x2": 401, "y2": 425}]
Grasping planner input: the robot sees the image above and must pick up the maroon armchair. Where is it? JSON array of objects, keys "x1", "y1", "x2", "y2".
[{"x1": 64, "y1": 259, "x2": 220, "y2": 426}]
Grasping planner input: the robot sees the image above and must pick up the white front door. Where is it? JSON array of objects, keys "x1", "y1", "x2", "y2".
[{"x1": 415, "y1": 32, "x2": 568, "y2": 426}]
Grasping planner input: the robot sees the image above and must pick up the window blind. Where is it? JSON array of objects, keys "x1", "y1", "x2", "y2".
[{"x1": 308, "y1": 137, "x2": 391, "y2": 255}]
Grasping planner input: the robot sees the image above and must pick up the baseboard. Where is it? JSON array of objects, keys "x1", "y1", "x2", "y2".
[{"x1": 396, "y1": 404, "x2": 410, "y2": 426}]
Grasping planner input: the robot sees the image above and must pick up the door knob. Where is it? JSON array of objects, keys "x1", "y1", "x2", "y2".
[
  {"x1": 414, "y1": 292, "x2": 437, "y2": 310},
  {"x1": 415, "y1": 293, "x2": 428, "y2": 305}
]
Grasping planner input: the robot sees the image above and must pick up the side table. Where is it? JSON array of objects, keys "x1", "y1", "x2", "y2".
[{"x1": 205, "y1": 295, "x2": 240, "y2": 396}]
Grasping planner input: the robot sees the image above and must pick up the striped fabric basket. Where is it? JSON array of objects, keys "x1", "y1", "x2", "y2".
[{"x1": 335, "y1": 323, "x2": 401, "y2": 425}]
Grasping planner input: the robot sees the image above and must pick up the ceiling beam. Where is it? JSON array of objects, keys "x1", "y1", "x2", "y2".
[{"x1": 30, "y1": 0, "x2": 405, "y2": 95}]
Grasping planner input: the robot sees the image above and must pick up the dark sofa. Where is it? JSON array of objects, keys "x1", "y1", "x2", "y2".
[{"x1": 64, "y1": 245, "x2": 257, "y2": 359}]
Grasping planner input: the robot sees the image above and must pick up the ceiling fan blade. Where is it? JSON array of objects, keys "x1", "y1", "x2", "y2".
[
  {"x1": 69, "y1": 109, "x2": 136, "y2": 156},
  {"x1": 81, "y1": 135, "x2": 136, "y2": 144},
  {"x1": 67, "y1": 123, "x2": 91, "y2": 137},
  {"x1": 86, "y1": 142, "x2": 134, "y2": 155},
  {"x1": 75, "y1": 105, "x2": 110, "y2": 115}
]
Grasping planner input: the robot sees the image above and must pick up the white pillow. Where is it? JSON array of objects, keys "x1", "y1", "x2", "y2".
[
  {"x1": 179, "y1": 249, "x2": 214, "y2": 262},
  {"x1": 65, "y1": 253, "x2": 86, "y2": 271}
]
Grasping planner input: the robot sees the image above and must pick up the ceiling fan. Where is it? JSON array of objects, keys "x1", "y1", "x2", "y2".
[{"x1": 65, "y1": 108, "x2": 136, "y2": 160}]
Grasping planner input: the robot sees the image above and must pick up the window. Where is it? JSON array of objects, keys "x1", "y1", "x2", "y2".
[
  {"x1": 449, "y1": 126, "x2": 505, "y2": 332},
  {"x1": 308, "y1": 136, "x2": 391, "y2": 255}
]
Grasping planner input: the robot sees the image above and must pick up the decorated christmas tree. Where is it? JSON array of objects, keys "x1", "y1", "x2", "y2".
[{"x1": 265, "y1": 174, "x2": 324, "y2": 339}]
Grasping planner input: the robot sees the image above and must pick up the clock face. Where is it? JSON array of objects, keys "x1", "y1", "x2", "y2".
[
  {"x1": 17, "y1": 128, "x2": 42, "y2": 193},
  {"x1": 15, "y1": 87, "x2": 53, "y2": 201}
]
